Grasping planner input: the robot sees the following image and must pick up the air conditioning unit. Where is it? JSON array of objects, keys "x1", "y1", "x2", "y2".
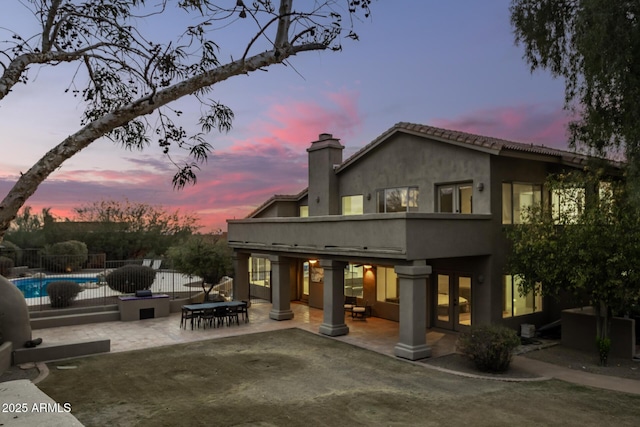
[{"x1": 521, "y1": 323, "x2": 536, "y2": 338}]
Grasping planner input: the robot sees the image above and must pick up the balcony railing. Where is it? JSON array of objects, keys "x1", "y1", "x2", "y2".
[{"x1": 228, "y1": 213, "x2": 493, "y2": 260}]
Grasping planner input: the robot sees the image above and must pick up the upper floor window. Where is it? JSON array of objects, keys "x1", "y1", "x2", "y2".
[
  {"x1": 551, "y1": 187, "x2": 584, "y2": 224},
  {"x1": 598, "y1": 181, "x2": 615, "y2": 214},
  {"x1": 599, "y1": 181, "x2": 613, "y2": 200},
  {"x1": 502, "y1": 182, "x2": 542, "y2": 224},
  {"x1": 376, "y1": 187, "x2": 419, "y2": 213},
  {"x1": 437, "y1": 182, "x2": 473, "y2": 213},
  {"x1": 342, "y1": 195, "x2": 364, "y2": 215},
  {"x1": 299, "y1": 206, "x2": 309, "y2": 217}
]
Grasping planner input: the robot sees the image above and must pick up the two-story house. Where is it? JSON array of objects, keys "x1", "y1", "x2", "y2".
[{"x1": 227, "y1": 122, "x2": 617, "y2": 360}]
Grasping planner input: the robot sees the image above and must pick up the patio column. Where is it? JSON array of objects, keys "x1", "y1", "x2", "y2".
[
  {"x1": 269, "y1": 256, "x2": 294, "y2": 321},
  {"x1": 318, "y1": 260, "x2": 349, "y2": 337},
  {"x1": 394, "y1": 263, "x2": 432, "y2": 360},
  {"x1": 232, "y1": 252, "x2": 250, "y2": 302}
]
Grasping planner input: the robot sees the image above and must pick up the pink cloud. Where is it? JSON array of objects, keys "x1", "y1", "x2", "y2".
[
  {"x1": 229, "y1": 89, "x2": 362, "y2": 155},
  {"x1": 1, "y1": 89, "x2": 362, "y2": 233},
  {"x1": 431, "y1": 105, "x2": 572, "y2": 150}
]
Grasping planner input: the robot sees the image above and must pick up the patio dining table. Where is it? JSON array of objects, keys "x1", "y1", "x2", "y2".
[{"x1": 181, "y1": 301, "x2": 247, "y2": 329}]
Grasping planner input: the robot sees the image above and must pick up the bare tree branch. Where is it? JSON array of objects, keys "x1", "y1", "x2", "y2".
[
  {"x1": 274, "y1": 0, "x2": 292, "y2": 48},
  {"x1": 0, "y1": 0, "x2": 370, "y2": 238},
  {"x1": 42, "y1": 0, "x2": 64, "y2": 52}
]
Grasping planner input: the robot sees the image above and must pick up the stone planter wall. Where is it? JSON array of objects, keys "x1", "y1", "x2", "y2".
[{"x1": 0, "y1": 341, "x2": 12, "y2": 375}]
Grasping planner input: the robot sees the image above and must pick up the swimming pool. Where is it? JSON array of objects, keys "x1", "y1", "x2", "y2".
[{"x1": 10, "y1": 277, "x2": 99, "y2": 298}]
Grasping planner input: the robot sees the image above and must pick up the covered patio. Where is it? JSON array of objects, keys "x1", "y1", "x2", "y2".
[
  {"x1": 32, "y1": 302, "x2": 458, "y2": 358},
  {"x1": 228, "y1": 213, "x2": 492, "y2": 360}
]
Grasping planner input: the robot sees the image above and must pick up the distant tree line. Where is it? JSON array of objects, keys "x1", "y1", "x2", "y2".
[{"x1": 2, "y1": 199, "x2": 200, "y2": 261}]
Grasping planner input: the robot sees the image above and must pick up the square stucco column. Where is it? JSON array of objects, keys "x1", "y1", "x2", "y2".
[
  {"x1": 394, "y1": 264, "x2": 432, "y2": 360},
  {"x1": 318, "y1": 260, "x2": 349, "y2": 337},
  {"x1": 269, "y1": 256, "x2": 294, "y2": 321},
  {"x1": 232, "y1": 252, "x2": 250, "y2": 302}
]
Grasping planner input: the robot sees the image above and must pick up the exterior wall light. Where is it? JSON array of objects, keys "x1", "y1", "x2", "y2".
[
  {"x1": 363, "y1": 264, "x2": 372, "y2": 270},
  {"x1": 316, "y1": 196, "x2": 320, "y2": 203},
  {"x1": 477, "y1": 182, "x2": 484, "y2": 192},
  {"x1": 308, "y1": 259, "x2": 318, "y2": 265}
]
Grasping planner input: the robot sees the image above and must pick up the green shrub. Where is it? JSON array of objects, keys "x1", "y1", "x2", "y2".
[
  {"x1": 0, "y1": 240, "x2": 21, "y2": 266},
  {"x1": 46, "y1": 281, "x2": 82, "y2": 308},
  {"x1": 0, "y1": 256, "x2": 14, "y2": 277},
  {"x1": 43, "y1": 240, "x2": 89, "y2": 272},
  {"x1": 596, "y1": 337, "x2": 611, "y2": 366},
  {"x1": 456, "y1": 324, "x2": 521, "y2": 373},
  {"x1": 106, "y1": 265, "x2": 156, "y2": 294}
]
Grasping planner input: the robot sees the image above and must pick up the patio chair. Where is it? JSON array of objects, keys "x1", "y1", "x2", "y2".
[
  {"x1": 199, "y1": 308, "x2": 216, "y2": 329},
  {"x1": 239, "y1": 301, "x2": 250, "y2": 323},
  {"x1": 351, "y1": 300, "x2": 371, "y2": 319},
  {"x1": 213, "y1": 306, "x2": 227, "y2": 328},
  {"x1": 180, "y1": 306, "x2": 200, "y2": 330},
  {"x1": 344, "y1": 296, "x2": 357, "y2": 313},
  {"x1": 226, "y1": 305, "x2": 240, "y2": 326}
]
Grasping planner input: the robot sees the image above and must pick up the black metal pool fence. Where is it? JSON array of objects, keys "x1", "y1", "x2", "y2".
[{"x1": 3, "y1": 253, "x2": 231, "y2": 312}]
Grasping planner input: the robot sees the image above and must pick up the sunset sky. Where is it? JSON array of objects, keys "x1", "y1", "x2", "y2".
[{"x1": 0, "y1": 1, "x2": 570, "y2": 233}]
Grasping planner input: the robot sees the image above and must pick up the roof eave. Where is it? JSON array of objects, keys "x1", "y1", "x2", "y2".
[{"x1": 246, "y1": 188, "x2": 309, "y2": 218}]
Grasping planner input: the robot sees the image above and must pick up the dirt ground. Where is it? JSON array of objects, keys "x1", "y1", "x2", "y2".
[{"x1": 25, "y1": 329, "x2": 640, "y2": 427}]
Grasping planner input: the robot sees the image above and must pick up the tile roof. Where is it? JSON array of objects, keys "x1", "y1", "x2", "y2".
[
  {"x1": 337, "y1": 122, "x2": 619, "y2": 171},
  {"x1": 241, "y1": 122, "x2": 622, "y2": 219}
]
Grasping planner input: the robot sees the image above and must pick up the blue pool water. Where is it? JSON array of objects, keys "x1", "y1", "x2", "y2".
[{"x1": 11, "y1": 277, "x2": 98, "y2": 298}]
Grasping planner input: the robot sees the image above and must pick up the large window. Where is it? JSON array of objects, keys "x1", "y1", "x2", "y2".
[
  {"x1": 344, "y1": 264, "x2": 364, "y2": 297},
  {"x1": 249, "y1": 257, "x2": 271, "y2": 288},
  {"x1": 437, "y1": 182, "x2": 473, "y2": 213},
  {"x1": 342, "y1": 195, "x2": 364, "y2": 215},
  {"x1": 599, "y1": 181, "x2": 613, "y2": 200},
  {"x1": 376, "y1": 266, "x2": 398, "y2": 304},
  {"x1": 502, "y1": 182, "x2": 542, "y2": 224},
  {"x1": 376, "y1": 187, "x2": 419, "y2": 213},
  {"x1": 503, "y1": 275, "x2": 542, "y2": 318},
  {"x1": 552, "y1": 187, "x2": 584, "y2": 224}
]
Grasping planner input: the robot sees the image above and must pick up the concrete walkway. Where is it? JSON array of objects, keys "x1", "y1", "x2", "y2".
[
  {"x1": 511, "y1": 355, "x2": 640, "y2": 395},
  {"x1": 29, "y1": 301, "x2": 458, "y2": 357},
  {"x1": 0, "y1": 380, "x2": 82, "y2": 426},
  {"x1": 2, "y1": 301, "x2": 639, "y2": 426}
]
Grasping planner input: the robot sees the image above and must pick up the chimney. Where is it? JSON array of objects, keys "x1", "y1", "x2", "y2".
[{"x1": 307, "y1": 133, "x2": 344, "y2": 216}]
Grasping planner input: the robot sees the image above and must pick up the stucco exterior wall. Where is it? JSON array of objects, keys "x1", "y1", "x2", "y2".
[
  {"x1": 562, "y1": 307, "x2": 636, "y2": 358},
  {"x1": 228, "y1": 214, "x2": 492, "y2": 262},
  {"x1": 254, "y1": 201, "x2": 300, "y2": 218},
  {"x1": 489, "y1": 155, "x2": 586, "y2": 327},
  {"x1": 229, "y1": 125, "x2": 620, "y2": 333},
  {"x1": 338, "y1": 133, "x2": 492, "y2": 214},
  {"x1": 308, "y1": 135, "x2": 343, "y2": 216}
]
